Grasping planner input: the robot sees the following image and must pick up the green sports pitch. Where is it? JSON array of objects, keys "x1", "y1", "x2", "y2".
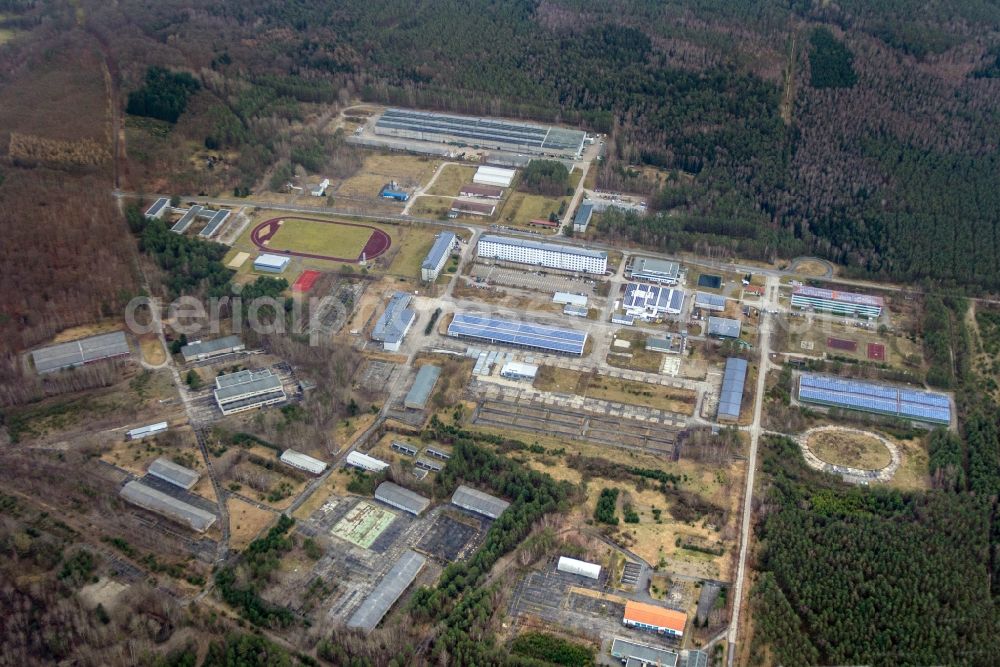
[{"x1": 250, "y1": 216, "x2": 393, "y2": 263}]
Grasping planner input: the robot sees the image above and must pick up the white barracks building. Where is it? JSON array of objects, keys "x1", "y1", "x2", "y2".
[{"x1": 477, "y1": 234, "x2": 607, "y2": 274}]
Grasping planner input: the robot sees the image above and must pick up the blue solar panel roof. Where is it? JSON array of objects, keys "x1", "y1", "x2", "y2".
[
  {"x1": 448, "y1": 313, "x2": 586, "y2": 355},
  {"x1": 798, "y1": 373, "x2": 951, "y2": 424}
]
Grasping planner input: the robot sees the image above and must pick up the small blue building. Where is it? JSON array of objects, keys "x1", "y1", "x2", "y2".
[{"x1": 380, "y1": 187, "x2": 410, "y2": 202}]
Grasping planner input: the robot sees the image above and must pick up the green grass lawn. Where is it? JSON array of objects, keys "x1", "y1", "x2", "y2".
[
  {"x1": 500, "y1": 192, "x2": 565, "y2": 226},
  {"x1": 266, "y1": 218, "x2": 372, "y2": 257},
  {"x1": 410, "y1": 195, "x2": 455, "y2": 219},
  {"x1": 387, "y1": 227, "x2": 440, "y2": 277},
  {"x1": 426, "y1": 165, "x2": 477, "y2": 196}
]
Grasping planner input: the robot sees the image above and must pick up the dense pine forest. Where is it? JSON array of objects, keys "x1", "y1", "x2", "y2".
[
  {"x1": 72, "y1": 0, "x2": 1000, "y2": 290},
  {"x1": 751, "y1": 293, "x2": 1000, "y2": 665}
]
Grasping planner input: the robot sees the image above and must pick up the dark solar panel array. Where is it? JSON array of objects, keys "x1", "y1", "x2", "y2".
[
  {"x1": 799, "y1": 374, "x2": 950, "y2": 424},
  {"x1": 376, "y1": 109, "x2": 584, "y2": 152},
  {"x1": 448, "y1": 313, "x2": 587, "y2": 355}
]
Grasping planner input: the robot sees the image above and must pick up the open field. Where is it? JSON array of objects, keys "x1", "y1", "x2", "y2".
[
  {"x1": 499, "y1": 192, "x2": 564, "y2": 227},
  {"x1": 791, "y1": 259, "x2": 831, "y2": 277},
  {"x1": 9, "y1": 370, "x2": 180, "y2": 445},
  {"x1": 227, "y1": 497, "x2": 276, "y2": 550},
  {"x1": 499, "y1": 426, "x2": 741, "y2": 580},
  {"x1": 139, "y1": 335, "x2": 166, "y2": 365},
  {"x1": 99, "y1": 425, "x2": 202, "y2": 478},
  {"x1": 291, "y1": 469, "x2": 357, "y2": 520},
  {"x1": 807, "y1": 429, "x2": 892, "y2": 470},
  {"x1": 409, "y1": 195, "x2": 456, "y2": 219},
  {"x1": 534, "y1": 366, "x2": 695, "y2": 415},
  {"x1": 606, "y1": 330, "x2": 669, "y2": 373},
  {"x1": 337, "y1": 153, "x2": 442, "y2": 197},
  {"x1": 426, "y1": 164, "x2": 477, "y2": 196},
  {"x1": 51, "y1": 321, "x2": 122, "y2": 343},
  {"x1": 386, "y1": 226, "x2": 453, "y2": 278},
  {"x1": 783, "y1": 317, "x2": 921, "y2": 368},
  {"x1": 890, "y1": 436, "x2": 931, "y2": 491}
]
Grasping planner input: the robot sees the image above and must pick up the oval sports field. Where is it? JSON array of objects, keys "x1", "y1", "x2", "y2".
[{"x1": 250, "y1": 217, "x2": 391, "y2": 263}]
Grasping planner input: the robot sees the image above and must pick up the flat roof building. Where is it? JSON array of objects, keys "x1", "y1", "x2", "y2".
[
  {"x1": 372, "y1": 292, "x2": 416, "y2": 352},
  {"x1": 180, "y1": 335, "x2": 244, "y2": 362},
  {"x1": 120, "y1": 481, "x2": 216, "y2": 532},
  {"x1": 557, "y1": 556, "x2": 601, "y2": 580},
  {"x1": 477, "y1": 234, "x2": 607, "y2": 275},
  {"x1": 199, "y1": 209, "x2": 230, "y2": 238},
  {"x1": 451, "y1": 484, "x2": 510, "y2": 519},
  {"x1": 573, "y1": 202, "x2": 594, "y2": 233},
  {"x1": 280, "y1": 449, "x2": 327, "y2": 475},
  {"x1": 623, "y1": 600, "x2": 687, "y2": 638},
  {"x1": 404, "y1": 365, "x2": 441, "y2": 410},
  {"x1": 145, "y1": 197, "x2": 170, "y2": 220},
  {"x1": 553, "y1": 292, "x2": 588, "y2": 307},
  {"x1": 450, "y1": 199, "x2": 496, "y2": 217},
  {"x1": 213, "y1": 369, "x2": 286, "y2": 415},
  {"x1": 718, "y1": 357, "x2": 748, "y2": 421},
  {"x1": 623, "y1": 283, "x2": 685, "y2": 319},
  {"x1": 473, "y1": 165, "x2": 517, "y2": 187},
  {"x1": 31, "y1": 331, "x2": 130, "y2": 374},
  {"x1": 375, "y1": 481, "x2": 430, "y2": 516},
  {"x1": 707, "y1": 317, "x2": 742, "y2": 339},
  {"x1": 374, "y1": 108, "x2": 585, "y2": 158},
  {"x1": 610, "y1": 638, "x2": 679, "y2": 667},
  {"x1": 791, "y1": 285, "x2": 884, "y2": 318},
  {"x1": 563, "y1": 304, "x2": 588, "y2": 317},
  {"x1": 448, "y1": 312, "x2": 587, "y2": 356},
  {"x1": 171, "y1": 205, "x2": 202, "y2": 233},
  {"x1": 646, "y1": 336, "x2": 683, "y2": 354},
  {"x1": 415, "y1": 457, "x2": 443, "y2": 472},
  {"x1": 630, "y1": 257, "x2": 680, "y2": 285},
  {"x1": 694, "y1": 292, "x2": 726, "y2": 312},
  {"x1": 126, "y1": 421, "x2": 168, "y2": 440},
  {"x1": 254, "y1": 253, "x2": 290, "y2": 273},
  {"x1": 391, "y1": 441, "x2": 418, "y2": 456},
  {"x1": 421, "y1": 231, "x2": 458, "y2": 282},
  {"x1": 148, "y1": 457, "x2": 199, "y2": 490},
  {"x1": 346, "y1": 451, "x2": 389, "y2": 472},
  {"x1": 459, "y1": 183, "x2": 504, "y2": 199},
  {"x1": 500, "y1": 360, "x2": 538, "y2": 381},
  {"x1": 346, "y1": 550, "x2": 426, "y2": 632}
]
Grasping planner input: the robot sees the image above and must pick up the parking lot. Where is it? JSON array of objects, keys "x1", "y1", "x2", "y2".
[{"x1": 471, "y1": 261, "x2": 600, "y2": 297}]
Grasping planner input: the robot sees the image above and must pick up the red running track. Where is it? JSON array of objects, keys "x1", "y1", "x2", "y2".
[{"x1": 250, "y1": 217, "x2": 391, "y2": 263}]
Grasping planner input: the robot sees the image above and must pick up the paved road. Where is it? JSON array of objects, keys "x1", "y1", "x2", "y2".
[{"x1": 726, "y1": 273, "x2": 778, "y2": 666}]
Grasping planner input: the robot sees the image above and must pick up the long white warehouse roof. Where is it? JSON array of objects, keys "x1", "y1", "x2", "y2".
[
  {"x1": 557, "y1": 556, "x2": 601, "y2": 580},
  {"x1": 280, "y1": 449, "x2": 327, "y2": 475},
  {"x1": 346, "y1": 451, "x2": 389, "y2": 472}
]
